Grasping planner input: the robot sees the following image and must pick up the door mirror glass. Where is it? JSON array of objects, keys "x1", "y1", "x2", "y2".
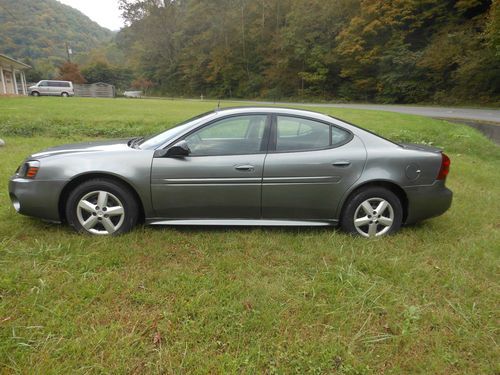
[
  {"x1": 154, "y1": 140, "x2": 191, "y2": 158},
  {"x1": 165, "y1": 140, "x2": 190, "y2": 157}
]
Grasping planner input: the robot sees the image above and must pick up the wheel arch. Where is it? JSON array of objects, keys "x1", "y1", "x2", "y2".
[
  {"x1": 338, "y1": 180, "x2": 408, "y2": 223},
  {"x1": 58, "y1": 172, "x2": 145, "y2": 223}
]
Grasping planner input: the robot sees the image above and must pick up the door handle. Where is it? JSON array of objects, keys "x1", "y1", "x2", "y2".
[
  {"x1": 234, "y1": 164, "x2": 255, "y2": 172},
  {"x1": 332, "y1": 161, "x2": 351, "y2": 167}
]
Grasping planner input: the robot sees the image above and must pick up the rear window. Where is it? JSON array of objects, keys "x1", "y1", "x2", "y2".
[{"x1": 275, "y1": 116, "x2": 351, "y2": 152}]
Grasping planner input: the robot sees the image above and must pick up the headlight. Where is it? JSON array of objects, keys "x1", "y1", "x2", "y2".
[{"x1": 18, "y1": 160, "x2": 40, "y2": 179}]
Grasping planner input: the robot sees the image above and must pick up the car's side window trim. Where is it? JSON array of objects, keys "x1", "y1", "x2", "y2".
[
  {"x1": 268, "y1": 114, "x2": 354, "y2": 154},
  {"x1": 157, "y1": 113, "x2": 273, "y2": 157}
]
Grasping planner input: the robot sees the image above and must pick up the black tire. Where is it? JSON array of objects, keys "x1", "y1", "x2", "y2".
[
  {"x1": 65, "y1": 178, "x2": 139, "y2": 235},
  {"x1": 61, "y1": 92, "x2": 69, "y2": 97},
  {"x1": 340, "y1": 187, "x2": 403, "y2": 237},
  {"x1": 31, "y1": 91, "x2": 40, "y2": 97}
]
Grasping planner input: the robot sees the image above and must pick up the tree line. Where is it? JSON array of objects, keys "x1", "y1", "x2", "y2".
[{"x1": 112, "y1": 0, "x2": 499, "y2": 104}]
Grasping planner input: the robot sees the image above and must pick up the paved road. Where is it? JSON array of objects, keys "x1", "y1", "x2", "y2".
[{"x1": 240, "y1": 101, "x2": 500, "y2": 124}]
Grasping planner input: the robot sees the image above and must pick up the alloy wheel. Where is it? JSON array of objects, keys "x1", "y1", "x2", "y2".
[
  {"x1": 76, "y1": 190, "x2": 125, "y2": 235},
  {"x1": 353, "y1": 197, "x2": 394, "y2": 238}
]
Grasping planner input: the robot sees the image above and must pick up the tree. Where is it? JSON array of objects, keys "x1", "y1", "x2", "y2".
[
  {"x1": 132, "y1": 77, "x2": 154, "y2": 95},
  {"x1": 57, "y1": 62, "x2": 86, "y2": 83},
  {"x1": 81, "y1": 61, "x2": 133, "y2": 89}
]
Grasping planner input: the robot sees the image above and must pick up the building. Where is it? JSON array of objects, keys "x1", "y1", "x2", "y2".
[{"x1": 0, "y1": 54, "x2": 30, "y2": 95}]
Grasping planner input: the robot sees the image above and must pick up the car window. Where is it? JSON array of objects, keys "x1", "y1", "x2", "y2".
[
  {"x1": 185, "y1": 115, "x2": 267, "y2": 156},
  {"x1": 38, "y1": 81, "x2": 48, "y2": 87},
  {"x1": 331, "y1": 125, "x2": 351, "y2": 146},
  {"x1": 276, "y1": 116, "x2": 330, "y2": 151}
]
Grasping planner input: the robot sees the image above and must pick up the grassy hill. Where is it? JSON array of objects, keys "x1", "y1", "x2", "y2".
[
  {"x1": 0, "y1": 97, "x2": 498, "y2": 373},
  {"x1": 0, "y1": 0, "x2": 113, "y2": 73}
]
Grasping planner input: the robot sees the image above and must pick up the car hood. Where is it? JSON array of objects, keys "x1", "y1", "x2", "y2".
[{"x1": 31, "y1": 139, "x2": 132, "y2": 159}]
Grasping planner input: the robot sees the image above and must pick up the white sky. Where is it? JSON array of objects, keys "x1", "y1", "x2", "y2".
[{"x1": 57, "y1": 0, "x2": 124, "y2": 31}]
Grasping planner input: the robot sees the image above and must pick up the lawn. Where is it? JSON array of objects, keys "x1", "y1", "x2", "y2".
[{"x1": 0, "y1": 97, "x2": 498, "y2": 374}]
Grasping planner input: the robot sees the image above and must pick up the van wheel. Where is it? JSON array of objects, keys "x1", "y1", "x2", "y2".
[
  {"x1": 31, "y1": 91, "x2": 40, "y2": 97},
  {"x1": 61, "y1": 92, "x2": 69, "y2": 97}
]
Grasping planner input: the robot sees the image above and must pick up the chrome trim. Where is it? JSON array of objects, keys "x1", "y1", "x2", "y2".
[
  {"x1": 263, "y1": 176, "x2": 341, "y2": 184},
  {"x1": 155, "y1": 177, "x2": 262, "y2": 185},
  {"x1": 147, "y1": 219, "x2": 337, "y2": 226}
]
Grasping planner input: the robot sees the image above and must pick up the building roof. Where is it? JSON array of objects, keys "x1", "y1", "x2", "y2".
[{"x1": 0, "y1": 54, "x2": 31, "y2": 70}]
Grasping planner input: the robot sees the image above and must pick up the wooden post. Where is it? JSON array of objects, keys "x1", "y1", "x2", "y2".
[
  {"x1": 12, "y1": 68, "x2": 19, "y2": 95},
  {"x1": 21, "y1": 71, "x2": 27, "y2": 95},
  {"x1": 0, "y1": 66, "x2": 6, "y2": 94}
]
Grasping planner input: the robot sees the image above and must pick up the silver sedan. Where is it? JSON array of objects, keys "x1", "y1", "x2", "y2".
[{"x1": 9, "y1": 107, "x2": 452, "y2": 237}]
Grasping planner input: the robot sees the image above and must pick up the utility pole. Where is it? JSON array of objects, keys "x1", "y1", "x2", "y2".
[{"x1": 65, "y1": 42, "x2": 72, "y2": 62}]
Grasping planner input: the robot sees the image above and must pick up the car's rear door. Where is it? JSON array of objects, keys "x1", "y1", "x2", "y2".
[
  {"x1": 262, "y1": 115, "x2": 367, "y2": 221},
  {"x1": 151, "y1": 114, "x2": 271, "y2": 219}
]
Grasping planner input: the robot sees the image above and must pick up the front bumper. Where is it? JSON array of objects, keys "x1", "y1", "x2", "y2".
[
  {"x1": 8, "y1": 176, "x2": 67, "y2": 223},
  {"x1": 404, "y1": 181, "x2": 452, "y2": 224}
]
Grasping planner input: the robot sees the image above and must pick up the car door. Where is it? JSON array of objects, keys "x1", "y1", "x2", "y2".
[
  {"x1": 262, "y1": 115, "x2": 367, "y2": 221},
  {"x1": 151, "y1": 114, "x2": 271, "y2": 219},
  {"x1": 38, "y1": 81, "x2": 50, "y2": 95}
]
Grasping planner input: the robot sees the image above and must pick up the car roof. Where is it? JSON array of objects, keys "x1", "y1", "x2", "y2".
[{"x1": 214, "y1": 106, "x2": 331, "y2": 120}]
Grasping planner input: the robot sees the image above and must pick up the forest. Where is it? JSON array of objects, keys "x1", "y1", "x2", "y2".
[
  {"x1": 0, "y1": 0, "x2": 113, "y2": 80},
  {"x1": 115, "y1": 0, "x2": 500, "y2": 104},
  {"x1": 1, "y1": 0, "x2": 499, "y2": 104}
]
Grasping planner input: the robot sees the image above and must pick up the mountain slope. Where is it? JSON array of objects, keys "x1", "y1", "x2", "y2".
[{"x1": 0, "y1": 0, "x2": 113, "y2": 64}]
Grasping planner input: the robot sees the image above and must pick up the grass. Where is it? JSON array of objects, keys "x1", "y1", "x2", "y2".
[{"x1": 0, "y1": 97, "x2": 499, "y2": 374}]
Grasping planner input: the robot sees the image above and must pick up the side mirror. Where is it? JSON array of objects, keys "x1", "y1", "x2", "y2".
[{"x1": 154, "y1": 140, "x2": 190, "y2": 158}]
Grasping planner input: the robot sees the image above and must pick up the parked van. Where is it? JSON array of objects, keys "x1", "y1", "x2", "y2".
[{"x1": 28, "y1": 80, "x2": 74, "y2": 97}]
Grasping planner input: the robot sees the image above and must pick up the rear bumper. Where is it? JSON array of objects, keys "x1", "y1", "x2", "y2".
[
  {"x1": 404, "y1": 181, "x2": 452, "y2": 224},
  {"x1": 8, "y1": 177, "x2": 67, "y2": 223}
]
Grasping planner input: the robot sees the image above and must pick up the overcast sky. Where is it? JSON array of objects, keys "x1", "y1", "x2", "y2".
[{"x1": 57, "y1": 0, "x2": 124, "y2": 31}]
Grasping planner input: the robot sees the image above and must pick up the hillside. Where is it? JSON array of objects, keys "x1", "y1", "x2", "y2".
[{"x1": 0, "y1": 0, "x2": 113, "y2": 68}]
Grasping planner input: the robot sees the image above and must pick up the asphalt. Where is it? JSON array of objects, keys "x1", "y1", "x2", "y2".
[{"x1": 240, "y1": 101, "x2": 500, "y2": 124}]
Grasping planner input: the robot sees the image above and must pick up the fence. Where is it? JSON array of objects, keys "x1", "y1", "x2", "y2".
[{"x1": 74, "y1": 83, "x2": 115, "y2": 98}]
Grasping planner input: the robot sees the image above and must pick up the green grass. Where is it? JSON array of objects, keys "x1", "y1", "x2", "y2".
[{"x1": 0, "y1": 97, "x2": 499, "y2": 374}]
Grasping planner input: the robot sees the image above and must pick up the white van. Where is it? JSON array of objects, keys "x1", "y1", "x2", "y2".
[{"x1": 28, "y1": 80, "x2": 74, "y2": 97}]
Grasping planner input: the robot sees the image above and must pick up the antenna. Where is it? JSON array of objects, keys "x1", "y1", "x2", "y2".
[{"x1": 217, "y1": 99, "x2": 220, "y2": 110}]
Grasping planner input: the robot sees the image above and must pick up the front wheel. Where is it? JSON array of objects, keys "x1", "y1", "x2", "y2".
[
  {"x1": 31, "y1": 91, "x2": 40, "y2": 97},
  {"x1": 65, "y1": 179, "x2": 139, "y2": 235},
  {"x1": 61, "y1": 92, "x2": 69, "y2": 97},
  {"x1": 340, "y1": 187, "x2": 403, "y2": 238}
]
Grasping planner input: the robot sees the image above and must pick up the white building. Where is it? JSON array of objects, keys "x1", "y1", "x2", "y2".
[{"x1": 0, "y1": 54, "x2": 30, "y2": 95}]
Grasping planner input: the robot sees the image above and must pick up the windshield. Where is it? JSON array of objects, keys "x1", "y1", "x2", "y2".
[{"x1": 138, "y1": 111, "x2": 216, "y2": 150}]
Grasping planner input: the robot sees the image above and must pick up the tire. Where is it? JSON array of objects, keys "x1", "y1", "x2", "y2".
[
  {"x1": 340, "y1": 187, "x2": 403, "y2": 238},
  {"x1": 31, "y1": 91, "x2": 40, "y2": 97},
  {"x1": 61, "y1": 92, "x2": 69, "y2": 97},
  {"x1": 65, "y1": 178, "x2": 139, "y2": 235}
]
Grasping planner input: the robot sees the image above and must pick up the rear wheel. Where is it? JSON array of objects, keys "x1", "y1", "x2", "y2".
[
  {"x1": 65, "y1": 179, "x2": 139, "y2": 235},
  {"x1": 61, "y1": 92, "x2": 69, "y2": 97},
  {"x1": 341, "y1": 187, "x2": 402, "y2": 238}
]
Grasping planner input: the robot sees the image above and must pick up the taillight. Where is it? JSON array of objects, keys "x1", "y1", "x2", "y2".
[{"x1": 437, "y1": 153, "x2": 450, "y2": 180}]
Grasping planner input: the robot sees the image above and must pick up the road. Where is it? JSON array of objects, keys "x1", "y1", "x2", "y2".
[{"x1": 239, "y1": 101, "x2": 500, "y2": 124}]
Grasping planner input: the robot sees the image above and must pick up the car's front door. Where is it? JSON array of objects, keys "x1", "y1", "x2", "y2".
[
  {"x1": 151, "y1": 114, "x2": 270, "y2": 219},
  {"x1": 38, "y1": 81, "x2": 50, "y2": 95},
  {"x1": 262, "y1": 115, "x2": 367, "y2": 221}
]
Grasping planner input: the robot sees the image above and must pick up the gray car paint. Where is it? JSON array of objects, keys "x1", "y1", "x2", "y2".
[{"x1": 8, "y1": 107, "x2": 452, "y2": 227}]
